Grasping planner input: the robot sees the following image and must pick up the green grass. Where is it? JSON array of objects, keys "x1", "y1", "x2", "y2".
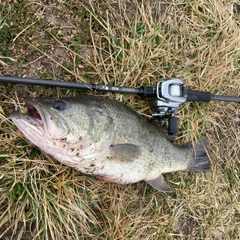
[{"x1": 0, "y1": 0, "x2": 240, "y2": 239}]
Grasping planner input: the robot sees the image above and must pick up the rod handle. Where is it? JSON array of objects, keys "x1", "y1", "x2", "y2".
[{"x1": 186, "y1": 90, "x2": 212, "y2": 102}]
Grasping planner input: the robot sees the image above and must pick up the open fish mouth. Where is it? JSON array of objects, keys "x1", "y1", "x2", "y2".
[
  {"x1": 26, "y1": 102, "x2": 41, "y2": 120},
  {"x1": 10, "y1": 100, "x2": 46, "y2": 135},
  {"x1": 25, "y1": 101, "x2": 44, "y2": 127}
]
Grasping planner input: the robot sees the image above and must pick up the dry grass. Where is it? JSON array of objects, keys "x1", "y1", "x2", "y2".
[{"x1": 0, "y1": 0, "x2": 240, "y2": 239}]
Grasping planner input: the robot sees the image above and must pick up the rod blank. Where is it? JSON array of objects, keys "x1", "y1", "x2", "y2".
[
  {"x1": 0, "y1": 76, "x2": 144, "y2": 95},
  {"x1": 212, "y1": 95, "x2": 240, "y2": 102},
  {"x1": 0, "y1": 75, "x2": 240, "y2": 102}
]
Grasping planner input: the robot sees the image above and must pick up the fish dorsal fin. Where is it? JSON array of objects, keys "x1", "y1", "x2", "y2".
[{"x1": 146, "y1": 175, "x2": 172, "y2": 192}]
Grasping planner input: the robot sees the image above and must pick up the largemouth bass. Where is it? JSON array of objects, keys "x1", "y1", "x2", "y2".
[{"x1": 11, "y1": 96, "x2": 211, "y2": 191}]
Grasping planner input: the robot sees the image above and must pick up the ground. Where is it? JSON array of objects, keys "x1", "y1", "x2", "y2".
[{"x1": 0, "y1": 0, "x2": 240, "y2": 239}]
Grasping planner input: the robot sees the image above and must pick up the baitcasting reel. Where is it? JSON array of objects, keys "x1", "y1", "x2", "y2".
[{"x1": 151, "y1": 78, "x2": 187, "y2": 136}]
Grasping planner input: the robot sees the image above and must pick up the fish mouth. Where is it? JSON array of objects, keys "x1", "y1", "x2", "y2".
[
  {"x1": 25, "y1": 101, "x2": 44, "y2": 126},
  {"x1": 10, "y1": 99, "x2": 46, "y2": 133},
  {"x1": 10, "y1": 100, "x2": 47, "y2": 141},
  {"x1": 26, "y1": 102, "x2": 43, "y2": 122}
]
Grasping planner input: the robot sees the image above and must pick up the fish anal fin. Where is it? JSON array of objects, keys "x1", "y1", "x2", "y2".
[{"x1": 146, "y1": 175, "x2": 172, "y2": 192}]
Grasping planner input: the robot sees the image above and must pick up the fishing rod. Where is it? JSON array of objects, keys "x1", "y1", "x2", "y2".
[{"x1": 0, "y1": 75, "x2": 239, "y2": 135}]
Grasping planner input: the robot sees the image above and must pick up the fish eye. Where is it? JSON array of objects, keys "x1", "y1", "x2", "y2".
[{"x1": 53, "y1": 100, "x2": 66, "y2": 111}]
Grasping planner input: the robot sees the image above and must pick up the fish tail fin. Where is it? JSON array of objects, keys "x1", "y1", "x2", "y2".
[{"x1": 186, "y1": 137, "x2": 211, "y2": 172}]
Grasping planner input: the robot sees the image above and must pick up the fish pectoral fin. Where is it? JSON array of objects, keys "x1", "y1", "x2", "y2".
[
  {"x1": 146, "y1": 175, "x2": 172, "y2": 192},
  {"x1": 108, "y1": 144, "x2": 141, "y2": 163}
]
